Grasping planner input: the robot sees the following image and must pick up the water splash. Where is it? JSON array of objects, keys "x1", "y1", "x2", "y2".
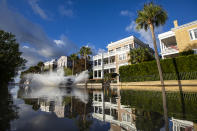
[{"x1": 20, "y1": 68, "x2": 89, "y2": 103}]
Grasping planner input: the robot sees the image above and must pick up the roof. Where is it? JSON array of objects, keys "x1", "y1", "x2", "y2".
[
  {"x1": 107, "y1": 36, "x2": 134, "y2": 48},
  {"x1": 171, "y1": 20, "x2": 197, "y2": 31}
]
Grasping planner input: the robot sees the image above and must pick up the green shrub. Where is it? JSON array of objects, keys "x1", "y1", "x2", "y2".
[
  {"x1": 119, "y1": 54, "x2": 197, "y2": 82},
  {"x1": 179, "y1": 49, "x2": 194, "y2": 56}
]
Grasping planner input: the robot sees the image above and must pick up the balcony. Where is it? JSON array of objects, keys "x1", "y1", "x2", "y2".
[
  {"x1": 161, "y1": 45, "x2": 179, "y2": 55},
  {"x1": 93, "y1": 47, "x2": 130, "y2": 60},
  {"x1": 159, "y1": 31, "x2": 179, "y2": 58}
]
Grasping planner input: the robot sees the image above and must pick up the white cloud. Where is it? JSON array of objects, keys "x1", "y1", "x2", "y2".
[
  {"x1": 28, "y1": 0, "x2": 48, "y2": 20},
  {"x1": 23, "y1": 45, "x2": 29, "y2": 49},
  {"x1": 0, "y1": 1, "x2": 76, "y2": 66},
  {"x1": 120, "y1": 10, "x2": 133, "y2": 17},
  {"x1": 125, "y1": 20, "x2": 163, "y2": 49},
  {"x1": 54, "y1": 40, "x2": 65, "y2": 46}
]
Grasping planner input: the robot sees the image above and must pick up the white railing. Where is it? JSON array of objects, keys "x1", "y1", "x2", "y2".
[
  {"x1": 162, "y1": 45, "x2": 179, "y2": 54},
  {"x1": 93, "y1": 48, "x2": 130, "y2": 60}
]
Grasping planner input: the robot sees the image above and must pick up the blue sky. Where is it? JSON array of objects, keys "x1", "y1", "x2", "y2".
[{"x1": 0, "y1": 0, "x2": 197, "y2": 66}]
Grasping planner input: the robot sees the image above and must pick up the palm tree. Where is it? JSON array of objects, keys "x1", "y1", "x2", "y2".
[
  {"x1": 136, "y1": 2, "x2": 169, "y2": 130},
  {"x1": 70, "y1": 53, "x2": 78, "y2": 75},
  {"x1": 129, "y1": 47, "x2": 154, "y2": 64},
  {"x1": 79, "y1": 46, "x2": 92, "y2": 71}
]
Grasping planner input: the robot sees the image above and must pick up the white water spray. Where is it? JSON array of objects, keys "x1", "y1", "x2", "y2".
[{"x1": 21, "y1": 68, "x2": 89, "y2": 103}]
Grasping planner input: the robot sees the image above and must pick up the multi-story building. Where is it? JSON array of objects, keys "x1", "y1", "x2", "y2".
[
  {"x1": 44, "y1": 56, "x2": 72, "y2": 70},
  {"x1": 92, "y1": 90, "x2": 137, "y2": 131},
  {"x1": 93, "y1": 36, "x2": 153, "y2": 79},
  {"x1": 57, "y1": 56, "x2": 72, "y2": 68},
  {"x1": 44, "y1": 59, "x2": 57, "y2": 70},
  {"x1": 158, "y1": 20, "x2": 197, "y2": 59}
]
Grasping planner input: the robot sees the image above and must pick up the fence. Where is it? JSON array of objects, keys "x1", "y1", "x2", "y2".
[{"x1": 120, "y1": 71, "x2": 197, "y2": 82}]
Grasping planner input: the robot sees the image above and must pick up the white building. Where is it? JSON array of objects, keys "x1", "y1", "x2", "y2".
[
  {"x1": 57, "y1": 56, "x2": 72, "y2": 68},
  {"x1": 44, "y1": 59, "x2": 57, "y2": 70},
  {"x1": 92, "y1": 91, "x2": 137, "y2": 131},
  {"x1": 158, "y1": 20, "x2": 197, "y2": 59},
  {"x1": 93, "y1": 35, "x2": 152, "y2": 79}
]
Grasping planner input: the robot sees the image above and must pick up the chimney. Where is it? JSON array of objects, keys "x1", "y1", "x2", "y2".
[{"x1": 173, "y1": 20, "x2": 178, "y2": 28}]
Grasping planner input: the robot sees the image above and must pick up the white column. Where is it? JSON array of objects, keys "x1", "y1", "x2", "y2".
[
  {"x1": 101, "y1": 53, "x2": 104, "y2": 79},
  {"x1": 159, "y1": 39, "x2": 163, "y2": 53}
]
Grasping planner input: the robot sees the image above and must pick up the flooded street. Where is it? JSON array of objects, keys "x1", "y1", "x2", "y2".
[{"x1": 1, "y1": 85, "x2": 196, "y2": 131}]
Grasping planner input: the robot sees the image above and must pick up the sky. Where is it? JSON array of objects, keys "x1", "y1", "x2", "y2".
[{"x1": 0, "y1": 0, "x2": 197, "y2": 66}]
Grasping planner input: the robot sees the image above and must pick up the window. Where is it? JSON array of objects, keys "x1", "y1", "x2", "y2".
[
  {"x1": 124, "y1": 45, "x2": 129, "y2": 50},
  {"x1": 116, "y1": 47, "x2": 121, "y2": 52},
  {"x1": 109, "y1": 50, "x2": 114, "y2": 53},
  {"x1": 94, "y1": 71, "x2": 97, "y2": 77},
  {"x1": 98, "y1": 59, "x2": 101, "y2": 65},
  {"x1": 94, "y1": 60, "x2": 97, "y2": 66},
  {"x1": 98, "y1": 70, "x2": 101, "y2": 77},
  {"x1": 119, "y1": 53, "x2": 127, "y2": 60},
  {"x1": 189, "y1": 28, "x2": 197, "y2": 40}
]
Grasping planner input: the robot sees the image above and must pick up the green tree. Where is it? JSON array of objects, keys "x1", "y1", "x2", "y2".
[
  {"x1": 64, "y1": 67, "x2": 72, "y2": 76},
  {"x1": 20, "y1": 61, "x2": 44, "y2": 79},
  {"x1": 129, "y1": 48, "x2": 154, "y2": 64},
  {"x1": 37, "y1": 61, "x2": 44, "y2": 72},
  {"x1": 136, "y1": 2, "x2": 168, "y2": 130},
  {"x1": 79, "y1": 46, "x2": 92, "y2": 71},
  {"x1": 0, "y1": 30, "x2": 26, "y2": 86},
  {"x1": 70, "y1": 53, "x2": 78, "y2": 75}
]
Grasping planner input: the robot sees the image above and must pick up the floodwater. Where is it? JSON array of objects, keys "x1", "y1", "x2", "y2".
[{"x1": 1, "y1": 84, "x2": 197, "y2": 131}]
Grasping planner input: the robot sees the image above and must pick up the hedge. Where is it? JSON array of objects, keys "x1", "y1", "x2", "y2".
[{"x1": 119, "y1": 54, "x2": 197, "y2": 82}]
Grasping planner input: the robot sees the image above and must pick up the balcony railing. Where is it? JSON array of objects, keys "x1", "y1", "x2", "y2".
[
  {"x1": 93, "y1": 48, "x2": 130, "y2": 60},
  {"x1": 162, "y1": 45, "x2": 179, "y2": 54}
]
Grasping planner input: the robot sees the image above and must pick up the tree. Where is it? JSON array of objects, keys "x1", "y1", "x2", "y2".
[
  {"x1": 70, "y1": 53, "x2": 78, "y2": 75},
  {"x1": 79, "y1": 46, "x2": 92, "y2": 71},
  {"x1": 64, "y1": 67, "x2": 72, "y2": 76},
  {"x1": 0, "y1": 30, "x2": 26, "y2": 86},
  {"x1": 129, "y1": 48, "x2": 155, "y2": 64},
  {"x1": 37, "y1": 61, "x2": 44, "y2": 72},
  {"x1": 136, "y1": 2, "x2": 169, "y2": 130}
]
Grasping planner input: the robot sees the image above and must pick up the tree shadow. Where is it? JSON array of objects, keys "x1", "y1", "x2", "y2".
[{"x1": 172, "y1": 58, "x2": 185, "y2": 119}]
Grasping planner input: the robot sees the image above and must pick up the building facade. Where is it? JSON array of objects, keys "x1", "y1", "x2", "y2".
[
  {"x1": 93, "y1": 36, "x2": 152, "y2": 79},
  {"x1": 44, "y1": 59, "x2": 57, "y2": 70},
  {"x1": 44, "y1": 56, "x2": 72, "y2": 70},
  {"x1": 57, "y1": 56, "x2": 72, "y2": 68},
  {"x1": 158, "y1": 20, "x2": 197, "y2": 59}
]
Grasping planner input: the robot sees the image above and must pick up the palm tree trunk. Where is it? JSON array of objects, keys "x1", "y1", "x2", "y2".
[
  {"x1": 85, "y1": 56, "x2": 87, "y2": 71},
  {"x1": 149, "y1": 23, "x2": 169, "y2": 131},
  {"x1": 72, "y1": 60, "x2": 74, "y2": 75}
]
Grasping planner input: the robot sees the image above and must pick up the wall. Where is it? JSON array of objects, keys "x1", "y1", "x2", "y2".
[{"x1": 174, "y1": 23, "x2": 197, "y2": 52}]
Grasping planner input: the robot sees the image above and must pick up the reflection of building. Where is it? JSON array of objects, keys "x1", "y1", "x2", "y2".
[
  {"x1": 39, "y1": 99, "x2": 65, "y2": 118},
  {"x1": 158, "y1": 20, "x2": 197, "y2": 59},
  {"x1": 171, "y1": 117, "x2": 194, "y2": 131},
  {"x1": 92, "y1": 36, "x2": 153, "y2": 79},
  {"x1": 92, "y1": 90, "x2": 137, "y2": 131}
]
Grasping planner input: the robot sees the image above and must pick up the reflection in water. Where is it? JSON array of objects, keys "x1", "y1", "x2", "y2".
[
  {"x1": 0, "y1": 86, "x2": 18, "y2": 131},
  {"x1": 92, "y1": 89, "x2": 137, "y2": 130},
  {"x1": 2, "y1": 84, "x2": 196, "y2": 131}
]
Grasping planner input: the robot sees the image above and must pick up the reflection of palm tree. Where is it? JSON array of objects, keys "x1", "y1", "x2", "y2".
[
  {"x1": 75, "y1": 102, "x2": 93, "y2": 131},
  {"x1": 136, "y1": 110, "x2": 164, "y2": 130},
  {"x1": 136, "y1": 2, "x2": 168, "y2": 130}
]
